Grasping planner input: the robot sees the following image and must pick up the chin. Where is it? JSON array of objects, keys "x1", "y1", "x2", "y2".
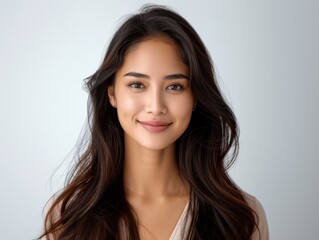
[{"x1": 137, "y1": 139, "x2": 176, "y2": 151}]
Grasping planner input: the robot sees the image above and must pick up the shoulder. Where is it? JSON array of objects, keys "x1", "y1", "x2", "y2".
[
  {"x1": 40, "y1": 196, "x2": 62, "y2": 240},
  {"x1": 243, "y1": 192, "x2": 269, "y2": 240},
  {"x1": 44, "y1": 195, "x2": 62, "y2": 220}
]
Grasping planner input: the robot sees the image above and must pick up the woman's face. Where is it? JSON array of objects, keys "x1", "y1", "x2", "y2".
[{"x1": 108, "y1": 36, "x2": 195, "y2": 151}]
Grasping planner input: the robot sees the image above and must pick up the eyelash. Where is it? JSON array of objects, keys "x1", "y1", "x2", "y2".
[
  {"x1": 166, "y1": 83, "x2": 184, "y2": 91},
  {"x1": 128, "y1": 82, "x2": 184, "y2": 91},
  {"x1": 128, "y1": 82, "x2": 144, "y2": 89}
]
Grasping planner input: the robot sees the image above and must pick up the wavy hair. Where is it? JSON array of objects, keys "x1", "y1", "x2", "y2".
[{"x1": 39, "y1": 5, "x2": 257, "y2": 240}]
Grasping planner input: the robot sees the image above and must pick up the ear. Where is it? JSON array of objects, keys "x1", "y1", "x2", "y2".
[
  {"x1": 193, "y1": 99, "x2": 197, "y2": 109},
  {"x1": 107, "y1": 85, "x2": 117, "y2": 107}
]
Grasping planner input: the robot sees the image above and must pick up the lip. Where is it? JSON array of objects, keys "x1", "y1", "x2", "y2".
[{"x1": 138, "y1": 120, "x2": 172, "y2": 132}]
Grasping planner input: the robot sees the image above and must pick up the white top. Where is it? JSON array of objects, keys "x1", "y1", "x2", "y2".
[
  {"x1": 168, "y1": 201, "x2": 191, "y2": 240},
  {"x1": 169, "y1": 193, "x2": 269, "y2": 240}
]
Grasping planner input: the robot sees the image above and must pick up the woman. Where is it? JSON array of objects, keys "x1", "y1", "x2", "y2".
[{"x1": 40, "y1": 5, "x2": 269, "y2": 240}]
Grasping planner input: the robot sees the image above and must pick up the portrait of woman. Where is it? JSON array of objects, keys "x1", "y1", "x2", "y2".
[{"x1": 39, "y1": 5, "x2": 269, "y2": 240}]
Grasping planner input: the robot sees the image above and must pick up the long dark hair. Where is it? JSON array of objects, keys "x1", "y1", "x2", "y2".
[{"x1": 40, "y1": 5, "x2": 258, "y2": 239}]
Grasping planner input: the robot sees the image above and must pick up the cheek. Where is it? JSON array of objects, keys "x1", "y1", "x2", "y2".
[
  {"x1": 170, "y1": 95, "x2": 194, "y2": 124},
  {"x1": 172, "y1": 94, "x2": 194, "y2": 114},
  {"x1": 116, "y1": 92, "x2": 143, "y2": 118}
]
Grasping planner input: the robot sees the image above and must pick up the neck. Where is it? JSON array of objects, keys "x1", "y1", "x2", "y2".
[{"x1": 123, "y1": 137, "x2": 188, "y2": 201}]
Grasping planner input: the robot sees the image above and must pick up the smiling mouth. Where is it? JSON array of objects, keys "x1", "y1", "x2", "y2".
[{"x1": 138, "y1": 120, "x2": 172, "y2": 132}]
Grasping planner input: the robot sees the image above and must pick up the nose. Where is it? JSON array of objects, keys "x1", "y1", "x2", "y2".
[{"x1": 144, "y1": 87, "x2": 167, "y2": 115}]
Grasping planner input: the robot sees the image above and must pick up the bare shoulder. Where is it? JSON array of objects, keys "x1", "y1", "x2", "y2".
[
  {"x1": 40, "y1": 196, "x2": 62, "y2": 240},
  {"x1": 242, "y1": 192, "x2": 270, "y2": 240},
  {"x1": 44, "y1": 195, "x2": 62, "y2": 220}
]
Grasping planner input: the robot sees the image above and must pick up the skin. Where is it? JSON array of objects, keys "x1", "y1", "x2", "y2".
[{"x1": 108, "y1": 36, "x2": 195, "y2": 240}]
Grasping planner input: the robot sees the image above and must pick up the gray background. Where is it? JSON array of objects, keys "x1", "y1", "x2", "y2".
[{"x1": 1, "y1": 0, "x2": 318, "y2": 239}]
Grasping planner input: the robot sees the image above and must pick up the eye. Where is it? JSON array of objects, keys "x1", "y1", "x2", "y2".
[
  {"x1": 167, "y1": 84, "x2": 184, "y2": 91},
  {"x1": 128, "y1": 82, "x2": 144, "y2": 89}
]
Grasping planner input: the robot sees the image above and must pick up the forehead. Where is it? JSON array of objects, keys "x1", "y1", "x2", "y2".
[{"x1": 117, "y1": 36, "x2": 189, "y2": 75}]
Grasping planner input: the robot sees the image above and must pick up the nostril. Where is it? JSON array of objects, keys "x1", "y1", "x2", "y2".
[{"x1": 144, "y1": 92, "x2": 167, "y2": 114}]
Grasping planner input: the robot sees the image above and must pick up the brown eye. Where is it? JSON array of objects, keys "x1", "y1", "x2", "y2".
[
  {"x1": 128, "y1": 82, "x2": 144, "y2": 89},
  {"x1": 167, "y1": 84, "x2": 184, "y2": 91}
]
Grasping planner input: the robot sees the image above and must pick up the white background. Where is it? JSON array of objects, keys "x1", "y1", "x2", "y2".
[{"x1": 1, "y1": 0, "x2": 318, "y2": 239}]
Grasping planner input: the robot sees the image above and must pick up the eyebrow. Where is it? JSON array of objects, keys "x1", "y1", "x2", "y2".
[{"x1": 123, "y1": 72, "x2": 189, "y2": 80}]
